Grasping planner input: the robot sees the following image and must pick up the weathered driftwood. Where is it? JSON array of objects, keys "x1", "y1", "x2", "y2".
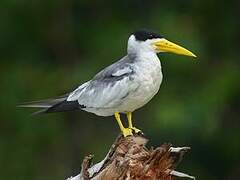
[{"x1": 67, "y1": 134, "x2": 195, "y2": 180}]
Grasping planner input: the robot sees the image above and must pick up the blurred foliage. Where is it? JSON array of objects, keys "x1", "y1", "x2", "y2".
[{"x1": 0, "y1": 0, "x2": 240, "y2": 179}]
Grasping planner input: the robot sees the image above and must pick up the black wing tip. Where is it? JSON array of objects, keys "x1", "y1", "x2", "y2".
[
  {"x1": 18, "y1": 96, "x2": 82, "y2": 114},
  {"x1": 45, "y1": 100, "x2": 81, "y2": 113}
]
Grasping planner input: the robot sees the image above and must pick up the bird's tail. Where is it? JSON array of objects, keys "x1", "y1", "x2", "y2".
[{"x1": 18, "y1": 95, "x2": 80, "y2": 115}]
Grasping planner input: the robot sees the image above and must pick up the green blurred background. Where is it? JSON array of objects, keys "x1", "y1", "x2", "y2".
[{"x1": 1, "y1": 0, "x2": 239, "y2": 179}]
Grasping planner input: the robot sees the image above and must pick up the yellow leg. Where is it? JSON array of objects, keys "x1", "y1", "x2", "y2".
[
  {"x1": 127, "y1": 112, "x2": 133, "y2": 129},
  {"x1": 114, "y1": 112, "x2": 133, "y2": 137},
  {"x1": 127, "y1": 112, "x2": 142, "y2": 134}
]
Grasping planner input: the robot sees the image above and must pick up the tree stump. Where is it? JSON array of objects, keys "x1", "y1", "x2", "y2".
[{"x1": 67, "y1": 134, "x2": 195, "y2": 180}]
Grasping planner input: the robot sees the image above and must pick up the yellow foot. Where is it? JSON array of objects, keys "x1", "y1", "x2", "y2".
[
  {"x1": 122, "y1": 128, "x2": 133, "y2": 137},
  {"x1": 131, "y1": 127, "x2": 143, "y2": 134}
]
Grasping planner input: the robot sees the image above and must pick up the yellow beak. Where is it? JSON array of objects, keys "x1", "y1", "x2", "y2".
[{"x1": 153, "y1": 39, "x2": 197, "y2": 58}]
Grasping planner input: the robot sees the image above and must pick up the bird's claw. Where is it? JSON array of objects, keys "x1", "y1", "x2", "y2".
[
  {"x1": 122, "y1": 128, "x2": 133, "y2": 137},
  {"x1": 131, "y1": 127, "x2": 143, "y2": 135}
]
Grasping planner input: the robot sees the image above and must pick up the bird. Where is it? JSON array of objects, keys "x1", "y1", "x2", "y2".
[{"x1": 19, "y1": 29, "x2": 196, "y2": 137}]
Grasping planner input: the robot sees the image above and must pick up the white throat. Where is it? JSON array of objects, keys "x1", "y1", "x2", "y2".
[
  {"x1": 127, "y1": 35, "x2": 156, "y2": 56},
  {"x1": 127, "y1": 35, "x2": 161, "y2": 68}
]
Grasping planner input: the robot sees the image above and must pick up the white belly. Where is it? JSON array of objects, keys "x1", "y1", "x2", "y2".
[
  {"x1": 84, "y1": 53, "x2": 163, "y2": 116},
  {"x1": 118, "y1": 55, "x2": 162, "y2": 112}
]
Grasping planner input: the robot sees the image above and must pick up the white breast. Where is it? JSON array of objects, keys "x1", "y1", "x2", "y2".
[
  {"x1": 81, "y1": 52, "x2": 163, "y2": 116},
  {"x1": 118, "y1": 52, "x2": 163, "y2": 112}
]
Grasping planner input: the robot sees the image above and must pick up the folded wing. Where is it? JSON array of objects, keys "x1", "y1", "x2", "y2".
[{"x1": 67, "y1": 56, "x2": 139, "y2": 109}]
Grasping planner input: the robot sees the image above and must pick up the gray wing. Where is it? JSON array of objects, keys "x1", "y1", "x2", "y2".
[{"x1": 67, "y1": 56, "x2": 139, "y2": 108}]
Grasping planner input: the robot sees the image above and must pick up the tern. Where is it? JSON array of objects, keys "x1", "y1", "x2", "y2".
[{"x1": 20, "y1": 30, "x2": 196, "y2": 137}]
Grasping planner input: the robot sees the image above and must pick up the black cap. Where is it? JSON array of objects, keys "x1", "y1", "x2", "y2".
[{"x1": 133, "y1": 29, "x2": 162, "y2": 41}]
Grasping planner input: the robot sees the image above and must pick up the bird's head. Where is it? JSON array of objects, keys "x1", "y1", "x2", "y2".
[{"x1": 128, "y1": 30, "x2": 196, "y2": 58}]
